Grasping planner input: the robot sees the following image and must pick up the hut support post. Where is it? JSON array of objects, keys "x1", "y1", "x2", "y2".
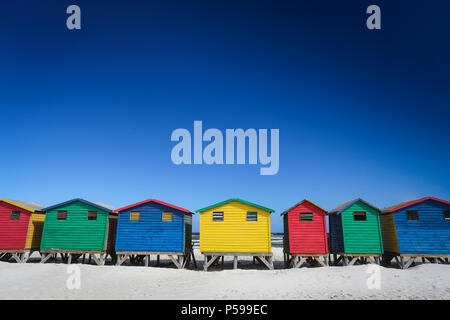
[
  {"x1": 191, "y1": 251, "x2": 197, "y2": 269},
  {"x1": 404, "y1": 257, "x2": 416, "y2": 269},
  {"x1": 258, "y1": 256, "x2": 274, "y2": 270},
  {"x1": 40, "y1": 253, "x2": 52, "y2": 264},
  {"x1": 144, "y1": 255, "x2": 149, "y2": 267},
  {"x1": 168, "y1": 255, "x2": 182, "y2": 269},
  {"x1": 91, "y1": 254, "x2": 105, "y2": 266},
  {"x1": 348, "y1": 257, "x2": 358, "y2": 266},
  {"x1": 10, "y1": 253, "x2": 23, "y2": 264},
  {"x1": 293, "y1": 257, "x2": 305, "y2": 268},
  {"x1": 342, "y1": 255, "x2": 348, "y2": 266},
  {"x1": 116, "y1": 254, "x2": 125, "y2": 266},
  {"x1": 233, "y1": 256, "x2": 238, "y2": 269},
  {"x1": 203, "y1": 255, "x2": 219, "y2": 271},
  {"x1": 314, "y1": 256, "x2": 325, "y2": 267}
]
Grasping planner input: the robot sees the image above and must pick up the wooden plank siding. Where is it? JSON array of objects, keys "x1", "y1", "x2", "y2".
[
  {"x1": 393, "y1": 199, "x2": 450, "y2": 254},
  {"x1": 283, "y1": 214, "x2": 290, "y2": 253},
  {"x1": 283, "y1": 200, "x2": 328, "y2": 254},
  {"x1": 40, "y1": 201, "x2": 110, "y2": 251},
  {"x1": 0, "y1": 201, "x2": 31, "y2": 250},
  {"x1": 115, "y1": 202, "x2": 188, "y2": 253},
  {"x1": 184, "y1": 213, "x2": 193, "y2": 254},
  {"x1": 25, "y1": 213, "x2": 46, "y2": 250},
  {"x1": 106, "y1": 216, "x2": 117, "y2": 253},
  {"x1": 341, "y1": 201, "x2": 383, "y2": 254},
  {"x1": 379, "y1": 212, "x2": 399, "y2": 253},
  {"x1": 329, "y1": 214, "x2": 344, "y2": 253},
  {"x1": 199, "y1": 201, "x2": 272, "y2": 253}
]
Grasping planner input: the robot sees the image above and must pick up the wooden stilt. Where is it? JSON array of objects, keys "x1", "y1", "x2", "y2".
[
  {"x1": 203, "y1": 255, "x2": 219, "y2": 271},
  {"x1": 343, "y1": 255, "x2": 348, "y2": 266},
  {"x1": 191, "y1": 250, "x2": 197, "y2": 269}
]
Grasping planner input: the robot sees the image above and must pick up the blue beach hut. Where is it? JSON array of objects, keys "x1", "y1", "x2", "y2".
[
  {"x1": 114, "y1": 199, "x2": 194, "y2": 268},
  {"x1": 380, "y1": 196, "x2": 450, "y2": 269}
]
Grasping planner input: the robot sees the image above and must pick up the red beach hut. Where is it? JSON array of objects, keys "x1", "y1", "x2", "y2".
[{"x1": 281, "y1": 199, "x2": 329, "y2": 267}]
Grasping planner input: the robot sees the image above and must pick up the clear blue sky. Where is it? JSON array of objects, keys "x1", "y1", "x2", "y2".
[{"x1": 1, "y1": 1, "x2": 449, "y2": 232}]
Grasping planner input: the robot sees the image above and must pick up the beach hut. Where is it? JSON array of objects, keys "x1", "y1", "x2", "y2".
[
  {"x1": 197, "y1": 198, "x2": 274, "y2": 271},
  {"x1": 380, "y1": 196, "x2": 450, "y2": 269},
  {"x1": 328, "y1": 198, "x2": 383, "y2": 265},
  {"x1": 0, "y1": 199, "x2": 45, "y2": 263},
  {"x1": 39, "y1": 198, "x2": 116, "y2": 265},
  {"x1": 281, "y1": 199, "x2": 328, "y2": 268},
  {"x1": 114, "y1": 199, "x2": 194, "y2": 269}
]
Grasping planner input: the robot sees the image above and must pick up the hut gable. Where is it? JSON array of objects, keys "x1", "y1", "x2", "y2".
[
  {"x1": 40, "y1": 199, "x2": 114, "y2": 252},
  {"x1": 381, "y1": 197, "x2": 450, "y2": 254},
  {"x1": 197, "y1": 199, "x2": 273, "y2": 253},
  {"x1": 115, "y1": 199, "x2": 193, "y2": 253},
  {"x1": 329, "y1": 199, "x2": 383, "y2": 254},
  {"x1": 0, "y1": 199, "x2": 45, "y2": 250},
  {"x1": 281, "y1": 199, "x2": 328, "y2": 254}
]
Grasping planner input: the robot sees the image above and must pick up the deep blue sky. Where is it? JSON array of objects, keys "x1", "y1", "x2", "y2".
[{"x1": 1, "y1": 1, "x2": 449, "y2": 232}]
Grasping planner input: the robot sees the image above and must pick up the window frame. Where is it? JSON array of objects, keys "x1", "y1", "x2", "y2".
[
  {"x1": 10, "y1": 211, "x2": 20, "y2": 220},
  {"x1": 87, "y1": 211, "x2": 98, "y2": 221},
  {"x1": 353, "y1": 211, "x2": 367, "y2": 221},
  {"x1": 57, "y1": 210, "x2": 67, "y2": 220},
  {"x1": 162, "y1": 212, "x2": 173, "y2": 222},
  {"x1": 406, "y1": 210, "x2": 419, "y2": 221},
  {"x1": 212, "y1": 211, "x2": 224, "y2": 222},
  {"x1": 246, "y1": 211, "x2": 258, "y2": 222},
  {"x1": 445, "y1": 211, "x2": 450, "y2": 221},
  {"x1": 300, "y1": 212, "x2": 314, "y2": 222},
  {"x1": 130, "y1": 211, "x2": 140, "y2": 221}
]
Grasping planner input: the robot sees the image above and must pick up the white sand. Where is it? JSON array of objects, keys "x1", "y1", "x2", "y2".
[{"x1": 0, "y1": 248, "x2": 448, "y2": 300}]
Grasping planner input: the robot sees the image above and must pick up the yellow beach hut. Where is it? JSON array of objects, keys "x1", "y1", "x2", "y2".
[{"x1": 196, "y1": 198, "x2": 274, "y2": 270}]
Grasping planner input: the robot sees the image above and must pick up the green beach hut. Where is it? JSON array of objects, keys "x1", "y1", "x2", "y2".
[
  {"x1": 328, "y1": 198, "x2": 384, "y2": 266},
  {"x1": 40, "y1": 199, "x2": 117, "y2": 265}
]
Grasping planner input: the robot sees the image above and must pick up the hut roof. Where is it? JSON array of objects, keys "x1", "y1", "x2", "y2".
[
  {"x1": 381, "y1": 196, "x2": 450, "y2": 213},
  {"x1": 0, "y1": 199, "x2": 45, "y2": 212},
  {"x1": 196, "y1": 198, "x2": 274, "y2": 213},
  {"x1": 328, "y1": 198, "x2": 379, "y2": 215},
  {"x1": 280, "y1": 199, "x2": 327, "y2": 216},
  {"x1": 114, "y1": 199, "x2": 193, "y2": 214},
  {"x1": 41, "y1": 198, "x2": 115, "y2": 213}
]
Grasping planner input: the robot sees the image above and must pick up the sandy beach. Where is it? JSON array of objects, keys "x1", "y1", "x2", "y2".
[{"x1": 0, "y1": 248, "x2": 449, "y2": 300}]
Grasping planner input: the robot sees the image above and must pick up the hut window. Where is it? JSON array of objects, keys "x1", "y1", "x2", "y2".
[
  {"x1": 213, "y1": 212, "x2": 224, "y2": 221},
  {"x1": 88, "y1": 211, "x2": 97, "y2": 221},
  {"x1": 300, "y1": 212, "x2": 313, "y2": 221},
  {"x1": 10, "y1": 211, "x2": 20, "y2": 220},
  {"x1": 57, "y1": 211, "x2": 67, "y2": 220},
  {"x1": 354, "y1": 212, "x2": 367, "y2": 221},
  {"x1": 247, "y1": 211, "x2": 258, "y2": 222},
  {"x1": 162, "y1": 212, "x2": 173, "y2": 221},
  {"x1": 130, "y1": 211, "x2": 140, "y2": 221},
  {"x1": 445, "y1": 211, "x2": 450, "y2": 220},
  {"x1": 407, "y1": 210, "x2": 419, "y2": 221}
]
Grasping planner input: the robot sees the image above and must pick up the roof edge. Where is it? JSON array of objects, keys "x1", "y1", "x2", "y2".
[
  {"x1": 114, "y1": 199, "x2": 193, "y2": 214},
  {"x1": 196, "y1": 198, "x2": 274, "y2": 213},
  {"x1": 41, "y1": 198, "x2": 115, "y2": 213},
  {"x1": 0, "y1": 199, "x2": 42, "y2": 213},
  {"x1": 381, "y1": 196, "x2": 450, "y2": 213},
  {"x1": 329, "y1": 198, "x2": 380, "y2": 215},
  {"x1": 280, "y1": 199, "x2": 327, "y2": 216}
]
